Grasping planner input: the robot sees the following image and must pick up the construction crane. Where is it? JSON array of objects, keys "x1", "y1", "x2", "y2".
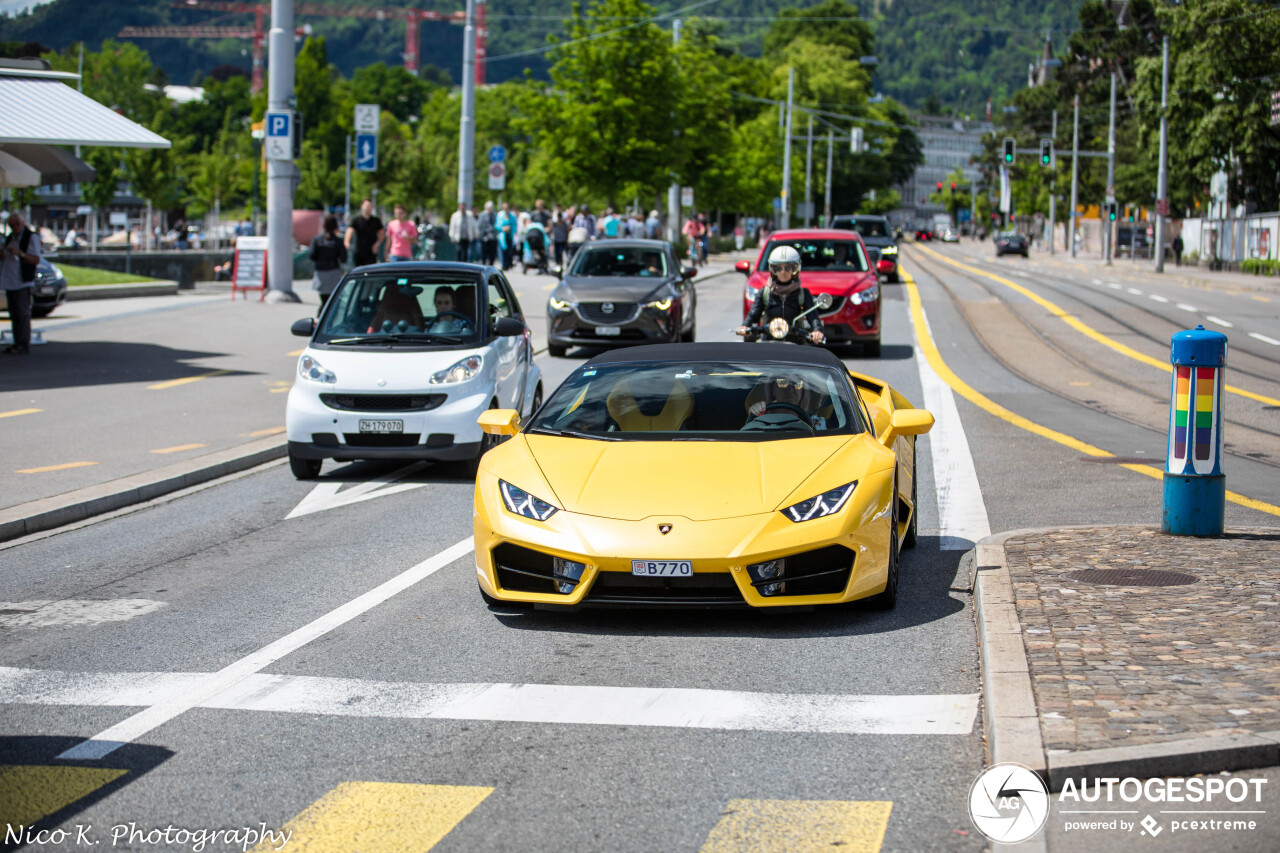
[
  {"x1": 145, "y1": 0, "x2": 487, "y2": 93},
  {"x1": 118, "y1": 22, "x2": 310, "y2": 93}
]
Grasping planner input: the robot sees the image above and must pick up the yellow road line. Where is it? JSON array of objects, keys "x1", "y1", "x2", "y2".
[
  {"x1": 147, "y1": 369, "x2": 233, "y2": 391},
  {"x1": 0, "y1": 408, "x2": 41, "y2": 419},
  {"x1": 1250, "y1": 295, "x2": 1271, "y2": 302},
  {"x1": 257, "y1": 782, "x2": 493, "y2": 853},
  {"x1": 150, "y1": 443, "x2": 207, "y2": 454},
  {"x1": 243, "y1": 426, "x2": 286, "y2": 437},
  {"x1": 912, "y1": 243, "x2": 1280, "y2": 407},
  {"x1": 17, "y1": 461, "x2": 98, "y2": 474},
  {"x1": 700, "y1": 799, "x2": 893, "y2": 853},
  {"x1": 287, "y1": 348, "x2": 305, "y2": 356},
  {"x1": 903, "y1": 271, "x2": 1280, "y2": 519},
  {"x1": 0, "y1": 765, "x2": 127, "y2": 829}
]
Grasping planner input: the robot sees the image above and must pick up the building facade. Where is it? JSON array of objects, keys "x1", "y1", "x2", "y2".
[{"x1": 893, "y1": 115, "x2": 992, "y2": 228}]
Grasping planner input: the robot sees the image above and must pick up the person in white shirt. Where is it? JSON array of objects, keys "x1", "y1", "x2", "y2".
[{"x1": 448, "y1": 203, "x2": 478, "y2": 262}]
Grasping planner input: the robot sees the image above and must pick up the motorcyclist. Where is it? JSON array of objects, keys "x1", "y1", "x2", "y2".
[{"x1": 735, "y1": 245, "x2": 825, "y2": 344}]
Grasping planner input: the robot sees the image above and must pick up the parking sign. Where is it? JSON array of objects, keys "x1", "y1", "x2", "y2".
[{"x1": 264, "y1": 111, "x2": 293, "y2": 161}]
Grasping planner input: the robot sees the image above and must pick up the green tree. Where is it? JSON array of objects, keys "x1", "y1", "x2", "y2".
[{"x1": 185, "y1": 113, "x2": 250, "y2": 218}]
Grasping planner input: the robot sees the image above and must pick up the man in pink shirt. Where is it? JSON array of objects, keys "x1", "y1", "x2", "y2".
[{"x1": 386, "y1": 205, "x2": 418, "y2": 262}]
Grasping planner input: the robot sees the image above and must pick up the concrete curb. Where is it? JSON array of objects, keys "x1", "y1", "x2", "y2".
[
  {"x1": 0, "y1": 435, "x2": 286, "y2": 543},
  {"x1": 66, "y1": 281, "x2": 180, "y2": 300},
  {"x1": 974, "y1": 525, "x2": 1280, "y2": 794}
]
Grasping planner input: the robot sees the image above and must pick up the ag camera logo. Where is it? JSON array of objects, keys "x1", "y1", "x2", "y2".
[{"x1": 968, "y1": 762, "x2": 1050, "y2": 843}]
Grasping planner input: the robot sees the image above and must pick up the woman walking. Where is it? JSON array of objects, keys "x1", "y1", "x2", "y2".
[{"x1": 309, "y1": 215, "x2": 347, "y2": 311}]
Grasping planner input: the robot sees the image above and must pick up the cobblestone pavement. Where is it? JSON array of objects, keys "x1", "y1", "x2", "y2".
[{"x1": 1004, "y1": 525, "x2": 1280, "y2": 754}]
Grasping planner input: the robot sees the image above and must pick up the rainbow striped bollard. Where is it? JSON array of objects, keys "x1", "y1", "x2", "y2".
[{"x1": 1162, "y1": 325, "x2": 1228, "y2": 536}]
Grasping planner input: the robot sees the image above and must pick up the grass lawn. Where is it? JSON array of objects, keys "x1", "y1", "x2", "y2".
[{"x1": 58, "y1": 263, "x2": 164, "y2": 287}]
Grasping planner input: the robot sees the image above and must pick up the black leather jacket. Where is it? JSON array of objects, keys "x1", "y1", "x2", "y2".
[{"x1": 744, "y1": 279, "x2": 824, "y2": 334}]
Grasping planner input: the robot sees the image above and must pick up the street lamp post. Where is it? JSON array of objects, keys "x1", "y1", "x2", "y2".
[
  {"x1": 781, "y1": 67, "x2": 794, "y2": 230},
  {"x1": 1155, "y1": 36, "x2": 1170, "y2": 273},
  {"x1": 457, "y1": 0, "x2": 477, "y2": 208},
  {"x1": 265, "y1": 0, "x2": 298, "y2": 301},
  {"x1": 1105, "y1": 71, "x2": 1116, "y2": 266},
  {"x1": 1070, "y1": 94, "x2": 1079, "y2": 258}
]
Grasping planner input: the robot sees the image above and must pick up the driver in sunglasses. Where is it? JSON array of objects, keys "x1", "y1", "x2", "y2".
[
  {"x1": 743, "y1": 372, "x2": 825, "y2": 431},
  {"x1": 736, "y1": 244, "x2": 826, "y2": 344}
]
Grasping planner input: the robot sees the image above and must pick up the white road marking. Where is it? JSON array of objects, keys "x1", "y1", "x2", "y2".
[
  {"x1": 0, "y1": 599, "x2": 165, "y2": 628},
  {"x1": 1205, "y1": 316, "x2": 1234, "y2": 328},
  {"x1": 1249, "y1": 332, "x2": 1280, "y2": 346},
  {"x1": 1176, "y1": 303, "x2": 1199, "y2": 313},
  {"x1": 1107, "y1": 283, "x2": 1122, "y2": 290},
  {"x1": 911, "y1": 301, "x2": 991, "y2": 550},
  {"x1": 286, "y1": 462, "x2": 430, "y2": 519},
  {"x1": 1148, "y1": 294, "x2": 1169, "y2": 303},
  {"x1": 1091, "y1": 279, "x2": 1103, "y2": 285},
  {"x1": 55, "y1": 537, "x2": 475, "y2": 761},
  {"x1": 1126, "y1": 287, "x2": 1143, "y2": 295},
  {"x1": 0, "y1": 667, "x2": 979, "y2": 736}
]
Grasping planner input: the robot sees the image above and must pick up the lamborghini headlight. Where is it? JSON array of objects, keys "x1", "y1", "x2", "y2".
[
  {"x1": 781, "y1": 481, "x2": 857, "y2": 522},
  {"x1": 645, "y1": 297, "x2": 673, "y2": 311},
  {"x1": 549, "y1": 297, "x2": 572, "y2": 312},
  {"x1": 430, "y1": 355, "x2": 482, "y2": 384},
  {"x1": 298, "y1": 354, "x2": 336, "y2": 384},
  {"x1": 499, "y1": 480, "x2": 559, "y2": 521}
]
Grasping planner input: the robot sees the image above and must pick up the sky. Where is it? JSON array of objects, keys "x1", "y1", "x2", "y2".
[{"x1": 0, "y1": 0, "x2": 55, "y2": 15}]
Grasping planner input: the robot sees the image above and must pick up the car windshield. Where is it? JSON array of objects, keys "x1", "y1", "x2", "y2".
[
  {"x1": 316, "y1": 275, "x2": 482, "y2": 344},
  {"x1": 757, "y1": 239, "x2": 869, "y2": 273},
  {"x1": 569, "y1": 246, "x2": 667, "y2": 277},
  {"x1": 834, "y1": 219, "x2": 890, "y2": 239},
  {"x1": 527, "y1": 360, "x2": 865, "y2": 441}
]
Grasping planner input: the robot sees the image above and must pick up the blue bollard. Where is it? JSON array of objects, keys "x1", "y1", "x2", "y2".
[{"x1": 1162, "y1": 325, "x2": 1228, "y2": 536}]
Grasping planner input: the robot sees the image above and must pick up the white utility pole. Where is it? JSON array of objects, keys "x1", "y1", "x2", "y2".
[
  {"x1": 1154, "y1": 36, "x2": 1170, "y2": 273},
  {"x1": 804, "y1": 115, "x2": 814, "y2": 227},
  {"x1": 824, "y1": 129, "x2": 833, "y2": 227},
  {"x1": 457, "y1": 0, "x2": 477, "y2": 207},
  {"x1": 1104, "y1": 71, "x2": 1116, "y2": 266},
  {"x1": 1070, "y1": 94, "x2": 1079, "y2": 258},
  {"x1": 667, "y1": 19, "x2": 682, "y2": 243},
  {"x1": 266, "y1": 0, "x2": 298, "y2": 301},
  {"x1": 781, "y1": 67, "x2": 794, "y2": 229},
  {"x1": 1048, "y1": 109, "x2": 1057, "y2": 254}
]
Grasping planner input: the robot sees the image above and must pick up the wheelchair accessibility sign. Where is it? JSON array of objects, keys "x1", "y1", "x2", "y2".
[{"x1": 265, "y1": 111, "x2": 293, "y2": 161}]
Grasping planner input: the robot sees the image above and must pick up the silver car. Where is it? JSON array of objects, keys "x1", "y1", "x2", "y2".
[{"x1": 546, "y1": 240, "x2": 697, "y2": 357}]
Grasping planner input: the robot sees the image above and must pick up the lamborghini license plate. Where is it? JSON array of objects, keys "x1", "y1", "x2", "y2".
[
  {"x1": 359, "y1": 419, "x2": 403, "y2": 434},
  {"x1": 631, "y1": 559, "x2": 692, "y2": 577}
]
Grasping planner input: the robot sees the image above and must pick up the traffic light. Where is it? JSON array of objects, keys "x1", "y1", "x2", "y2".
[
  {"x1": 936, "y1": 181, "x2": 943, "y2": 191},
  {"x1": 1128, "y1": 206, "x2": 1135, "y2": 222},
  {"x1": 950, "y1": 182, "x2": 957, "y2": 190},
  {"x1": 1039, "y1": 138, "x2": 1053, "y2": 167},
  {"x1": 1002, "y1": 137, "x2": 1015, "y2": 164},
  {"x1": 1107, "y1": 202, "x2": 1118, "y2": 222}
]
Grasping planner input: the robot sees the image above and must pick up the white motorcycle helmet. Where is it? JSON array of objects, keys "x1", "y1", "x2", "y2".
[{"x1": 767, "y1": 245, "x2": 802, "y2": 276}]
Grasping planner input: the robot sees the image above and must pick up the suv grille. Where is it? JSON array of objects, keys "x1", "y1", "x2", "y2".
[
  {"x1": 322, "y1": 394, "x2": 445, "y2": 412},
  {"x1": 577, "y1": 302, "x2": 639, "y2": 324}
]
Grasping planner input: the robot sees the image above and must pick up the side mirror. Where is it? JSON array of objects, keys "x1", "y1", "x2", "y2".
[
  {"x1": 816, "y1": 292, "x2": 833, "y2": 309},
  {"x1": 884, "y1": 409, "x2": 934, "y2": 445},
  {"x1": 493, "y1": 316, "x2": 526, "y2": 337},
  {"x1": 290, "y1": 317, "x2": 316, "y2": 337},
  {"x1": 682, "y1": 267, "x2": 698, "y2": 279},
  {"x1": 734, "y1": 260, "x2": 751, "y2": 275},
  {"x1": 478, "y1": 408, "x2": 521, "y2": 436}
]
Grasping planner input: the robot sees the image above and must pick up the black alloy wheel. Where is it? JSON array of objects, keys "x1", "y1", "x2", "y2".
[{"x1": 289, "y1": 452, "x2": 322, "y2": 480}]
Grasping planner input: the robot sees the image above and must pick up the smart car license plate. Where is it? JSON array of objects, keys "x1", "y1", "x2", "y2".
[
  {"x1": 359, "y1": 419, "x2": 403, "y2": 434},
  {"x1": 595, "y1": 326, "x2": 621, "y2": 336},
  {"x1": 631, "y1": 560, "x2": 692, "y2": 577}
]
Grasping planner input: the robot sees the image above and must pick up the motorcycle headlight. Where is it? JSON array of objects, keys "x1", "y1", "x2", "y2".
[
  {"x1": 499, "y1": 480, "x2": 559, "y2": 521},
  {"x1": 849, "y1": 284, "x2": 879, "y2": 305},
  {"x1": 781, "y1": 481, "x2": 857, "y2": 522},
  {"x1": 645, "y1": 297, "x2": 673, "y2": 311},
  {"x1": 879, "y1": 246, "x2": 898, "y2": 256},
  {"x1": 768, "y1": 317, "x2": 790, "y2": 339},
  {"x1": 549, "y1": 297, "x2": 572, "y2": 312},
  {"x1": 430, "y1": 355, "x2": 483, "y2": 385},
  {"x1": 298, "y1": 354, "x2": 336, "y2": 384}
]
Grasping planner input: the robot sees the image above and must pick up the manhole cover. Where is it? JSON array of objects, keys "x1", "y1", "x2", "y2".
[{"x1": 1064, "y1": 569, "x2": 1198, "y2": 587}]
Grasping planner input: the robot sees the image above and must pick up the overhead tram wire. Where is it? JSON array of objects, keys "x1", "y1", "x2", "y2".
[{"x1": 485, "y1": 0, "x2": 722, "y2": 63}]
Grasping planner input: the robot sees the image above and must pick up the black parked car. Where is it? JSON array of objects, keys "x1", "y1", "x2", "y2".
[
  {"x1": 32, "y1": 258, "x2": 68, "y2": 317},
  {"x1": 831, "y1": 214, "x2": 900, "y2": 282},
  {"x1": 546, "y1": 240, "x2": 697, "y2": 357},
  {"x1": 995, "y1": 232, "x2": 1029, "y2": 258}
]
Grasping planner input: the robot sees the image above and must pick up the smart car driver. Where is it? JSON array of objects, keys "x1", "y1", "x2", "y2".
[{"x1": 736, "y1": 245, "x2": 826, "y2": 344}]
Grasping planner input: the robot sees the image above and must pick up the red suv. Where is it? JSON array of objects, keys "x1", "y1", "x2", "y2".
[{"x1": 735, "y1": 229, "x2": 881, "y2": 357}]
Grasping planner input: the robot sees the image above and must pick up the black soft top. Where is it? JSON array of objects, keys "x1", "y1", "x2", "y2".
[{"x1": 584, "y1": 342, "x2": 848, "y2": 370}]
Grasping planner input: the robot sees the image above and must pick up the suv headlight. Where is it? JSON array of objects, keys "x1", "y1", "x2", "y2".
[
  {"x1": 549, "y1": 297, "x2": 572, "y2": 312},
  {"x1": 499, "y1": 480, "x2": 559, "y2": 521},
  {"x1": 298, "y1": 354, "x2": 336, "y2": 384},
  {"x1": 745, "y1": 284, "x2": 760, "y2": 302},
  {"x1": 645, "y1": 297, "x2": 673, "y2": 311},
  {"x1": 430, "y1": 355, "x2": 482, "y2": 384},
  {"x1": 781, "y1": 482, "x2": 856, "y2": 522},
  {"x1": 848, "y1": 285, "x2": 879, "y2": 305}
]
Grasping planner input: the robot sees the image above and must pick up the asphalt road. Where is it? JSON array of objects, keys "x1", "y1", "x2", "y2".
[{"x1": 2, "y1": 247, "x2": 1277, "y2": 852}]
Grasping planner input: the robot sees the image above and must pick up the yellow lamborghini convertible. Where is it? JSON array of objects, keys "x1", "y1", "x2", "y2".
[{"x1": 473, "y1": 342, "x2": 933, "y2": 609}]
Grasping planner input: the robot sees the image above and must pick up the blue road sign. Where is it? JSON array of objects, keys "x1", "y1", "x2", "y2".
[
  {"x1": 267, "y1": 112, "x2": 290, "y2": 137},
  {"x1": 488, "y1": 145, "x2": 506, "y2": 163},
  {"x1": 356, "y1": 134, "x2": 378, "y2": 172}
]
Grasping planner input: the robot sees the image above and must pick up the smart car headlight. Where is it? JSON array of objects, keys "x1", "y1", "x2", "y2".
[
  {"x1": 781, "y1": 481, "x2": 857, "y2": 522},
  {"x1": 298, "y1": 354, "x2": 336, "y2": 384},
  {"x1": 645, "y1": 297, "x2": 673, "y2": 311},
  {"x1": 499, "y1": 480, "x2": 559, "y2": 521},
  {"x1": 549, "y1": 297, "x2": 573, "y2": 312},
  {"x1": 430, "y1": 355, "x2": 482, "y2": 384}
]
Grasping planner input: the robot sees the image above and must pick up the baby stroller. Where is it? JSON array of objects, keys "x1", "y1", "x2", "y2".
[{"x1": 522, "y1": 222, "x2": 549, "y2": 274}]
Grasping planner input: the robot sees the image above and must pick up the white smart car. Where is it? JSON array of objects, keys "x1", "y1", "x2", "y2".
[{"x1": 285, "y1": 262, "x2": 542, "y2": 479}]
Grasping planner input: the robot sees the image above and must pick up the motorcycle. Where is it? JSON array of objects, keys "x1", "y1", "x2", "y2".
[{"x1": 735, "y1": 292, "x2": 833, "y2": 345}]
